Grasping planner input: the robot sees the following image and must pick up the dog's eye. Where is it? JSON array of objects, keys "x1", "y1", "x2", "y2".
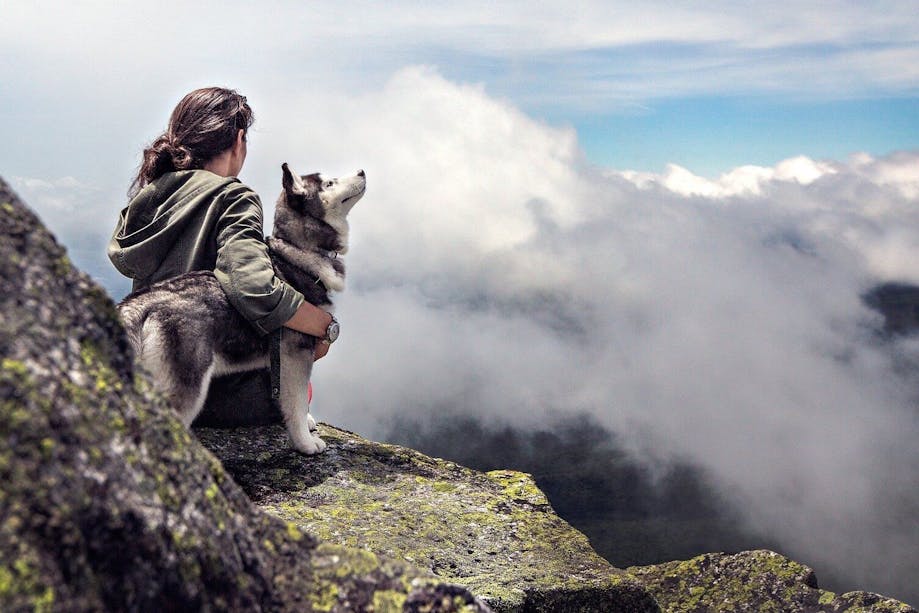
[{"x1": 324, "y1": 181, "x2": 334, "y2": 189}]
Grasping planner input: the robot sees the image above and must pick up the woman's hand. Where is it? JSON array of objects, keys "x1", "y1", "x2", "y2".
[
  {"x1": 284, "y1": 303, "x2": 336, "y2": 360},
  {"x1": 314, "y1": 340, "x2": 330, "y2": 361},
  {"x1": 285, "y1": 302, "x2": 335, "y2": 337}
]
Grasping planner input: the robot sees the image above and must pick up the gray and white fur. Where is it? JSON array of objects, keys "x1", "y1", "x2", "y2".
[{"x1": 118, "y1": 164, "x2": 366, "y2": 454}]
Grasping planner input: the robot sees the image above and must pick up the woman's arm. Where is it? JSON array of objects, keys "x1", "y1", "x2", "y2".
[
  {"x1": 214, "y1": 185, "x2": 336, "y2": 358},
  {"x1": 285, "y1": 301, "x2": 333, "y2": 336},
  {"x1": 285, "y1": 302, "x2": 335, "y2": 360},
  {"x1": 214, "y1": 185, "x2": 305, "y2": 334}
]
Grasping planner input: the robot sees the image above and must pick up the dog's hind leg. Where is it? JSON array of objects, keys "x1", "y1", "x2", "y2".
[
  {"x1": 137, "y1": 322, "x2": 214, "y2": 427},
  {"x1": 279, "y1": 350, "x2": 326, "y2": 455},
  {"x1": 306, "y1": 382, "x2": 318, "y2": 431},
  {"x1": 175, "y1": 362, "x2": 215, "y2": 427}
]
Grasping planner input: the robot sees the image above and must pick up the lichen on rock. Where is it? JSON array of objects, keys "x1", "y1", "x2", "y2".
[
  {"x1": 629, "y1": 550, "x2": 917, "y2": 613},
  {"x1": 195, "y1": 423, "x2": 659, "y2": 612}
]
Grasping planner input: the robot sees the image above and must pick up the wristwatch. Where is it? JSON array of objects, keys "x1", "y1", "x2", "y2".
[{"x1": 323, "y1": 314, "x2": 340, "y2": 344}]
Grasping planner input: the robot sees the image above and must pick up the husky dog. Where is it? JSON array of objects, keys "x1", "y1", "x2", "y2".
[{"x1": 118, "y1": 164, "x2": 366, "y2": 454}]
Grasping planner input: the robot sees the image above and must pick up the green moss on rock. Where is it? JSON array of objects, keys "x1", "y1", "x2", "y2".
[
  {"x1": 629, "y1": 551, "x2": 916, "y2": 613},
  {"x1": 196, "y1": 424, "x2": 658, "y2": 612}
]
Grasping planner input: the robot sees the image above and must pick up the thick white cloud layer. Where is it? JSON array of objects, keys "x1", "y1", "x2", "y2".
[{"x1": 11, "y1": 67, "x2": 919, "y2": 599}]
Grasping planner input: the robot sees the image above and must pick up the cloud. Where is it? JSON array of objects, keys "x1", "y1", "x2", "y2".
[
  {"x1": 2, "y1": 1, "x2": 918, "y2": 110},
  {"x1": 9, "y1": 175, "x2": 128, "y2": 292}
]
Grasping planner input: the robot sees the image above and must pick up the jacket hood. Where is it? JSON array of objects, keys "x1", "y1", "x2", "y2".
[{"x1": 108, "y1": 170, "x2": 239, "y2": 279}]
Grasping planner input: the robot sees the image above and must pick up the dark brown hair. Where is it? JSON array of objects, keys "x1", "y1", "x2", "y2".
[{"x1": 130, "y1": 87, "x2": 254, "y2": 196}]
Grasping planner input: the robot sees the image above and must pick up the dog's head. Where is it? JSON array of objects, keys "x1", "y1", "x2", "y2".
[{"x1": 276, "y1": 163, "x2": 366, "y2": 252}]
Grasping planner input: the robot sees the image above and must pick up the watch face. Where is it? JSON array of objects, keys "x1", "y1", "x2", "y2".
[{"x1": 327, "y1": 321, "x2": 340, "y2": 342}]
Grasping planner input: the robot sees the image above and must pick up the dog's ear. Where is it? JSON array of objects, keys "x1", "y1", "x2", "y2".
[
  {"x1": 281, "y1": 164, "x2": 322, "y2": 217},
  {"x1": 282, "y1": 162, "x2": 306, "y2": 194}
]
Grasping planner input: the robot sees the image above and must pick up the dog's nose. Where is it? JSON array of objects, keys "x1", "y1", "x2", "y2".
[{"x1": 357, "y1": 169, "x2": 365, "y2": 177}]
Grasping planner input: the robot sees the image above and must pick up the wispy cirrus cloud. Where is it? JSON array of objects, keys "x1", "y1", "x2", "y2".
[{"x1": 2, "y1": 1, "x2": 918, "y2": 107}]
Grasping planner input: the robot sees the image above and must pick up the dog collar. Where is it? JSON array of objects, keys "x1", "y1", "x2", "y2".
[
  {"x1": 268, "y1": 236, "x2": 337, "y2": 259},
  {"x1": 266, "y1": 236, "x2": 335, "y2": 292}
]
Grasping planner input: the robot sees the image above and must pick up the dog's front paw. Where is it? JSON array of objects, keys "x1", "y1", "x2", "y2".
[
  {"x1": 306, "y1": 413, "x2": 318, "y2": 432},
  {"x1": 291, "y1": 432, "x2": 328, "y2": 455}
]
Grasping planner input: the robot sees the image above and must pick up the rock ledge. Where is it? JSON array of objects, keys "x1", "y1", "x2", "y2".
[{"x1": 197, "y1": 423, "x2": 658, "y2": 612}]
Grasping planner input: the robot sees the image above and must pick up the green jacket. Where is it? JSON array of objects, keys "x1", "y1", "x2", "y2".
[{"x1": 108, "y1": 170, "x2": 304, "y2": 335}]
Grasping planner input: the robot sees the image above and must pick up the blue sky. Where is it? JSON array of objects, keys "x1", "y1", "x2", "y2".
[{"x1": 570, "y1": 96, "x2": 919, "y2": 175}]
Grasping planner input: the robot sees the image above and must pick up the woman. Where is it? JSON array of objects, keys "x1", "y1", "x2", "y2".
[{"x1": 108, "y1": 87, "x2": 335, "y2": 425}]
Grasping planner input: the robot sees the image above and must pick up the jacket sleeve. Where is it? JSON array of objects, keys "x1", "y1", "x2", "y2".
[{"x1": 213, "y1": 185, "x2": 304, "y2": 335}]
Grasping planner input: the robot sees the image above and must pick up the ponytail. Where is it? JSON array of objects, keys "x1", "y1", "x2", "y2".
[{"x1": 130, "y1": 87, "x2": 253, "y2": 196}]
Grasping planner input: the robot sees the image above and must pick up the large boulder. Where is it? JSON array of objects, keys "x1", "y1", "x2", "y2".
[
  {"x1": 195, "y1": 424, "x2": 659, "y2": 613},
  {"x1": 0, "y1": 177, "x2": 487, "y2": 612}
]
